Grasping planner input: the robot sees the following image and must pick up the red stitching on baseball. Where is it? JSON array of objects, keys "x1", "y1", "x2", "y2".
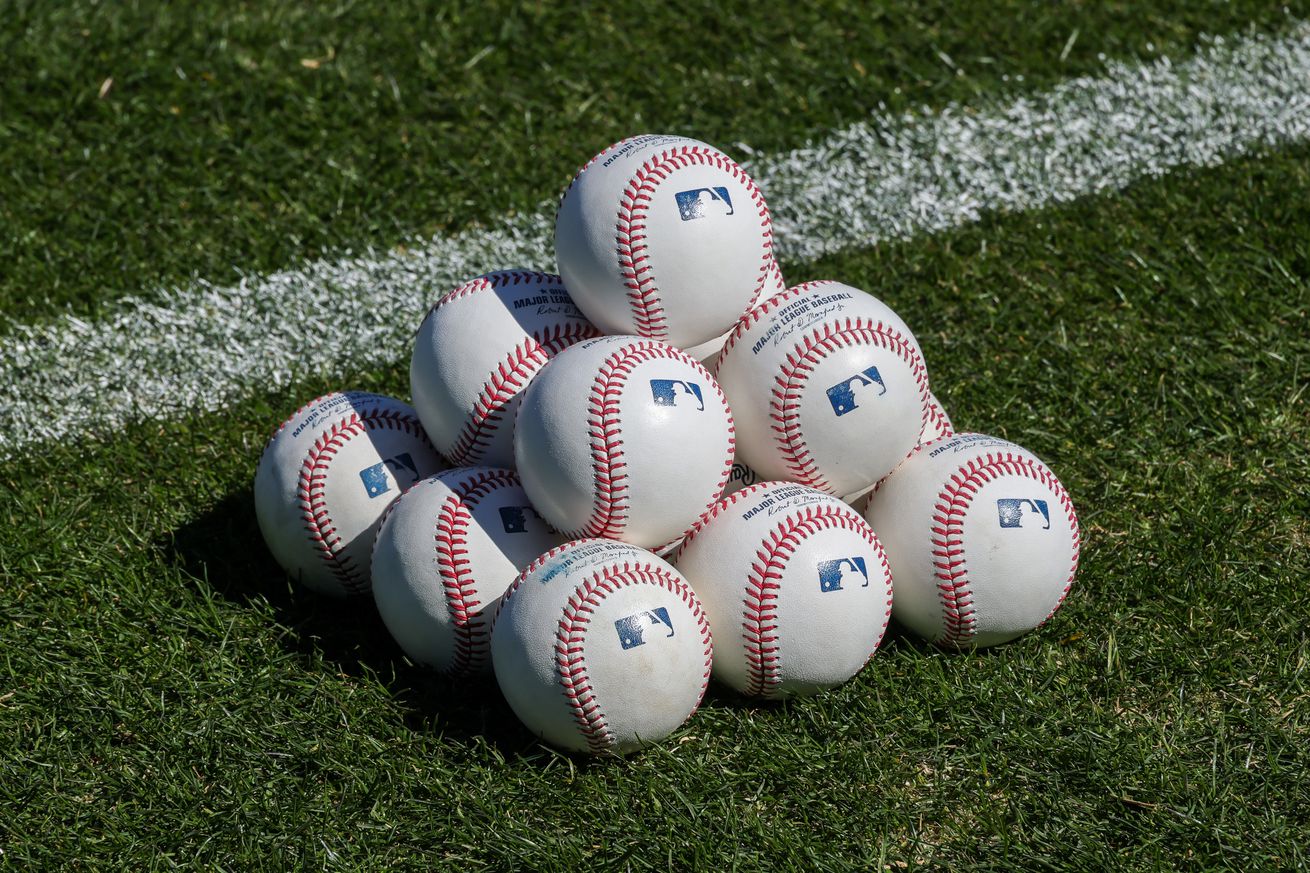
[
  {"x1": 674, "y1": 480, "x2": 779, "y2": 561},
  {"x1": 929, "y1": 447, "x2": 1081, "y2": 646},
  {"x1": 717, "y1": 283, "x2": 810, "y2": 365},
  {"x1": 575, "y1": 341, "x2": 735, "y2": 542},
  {"x1": 429, "y1": 273, "x2": 599, "y2": 465},
  {"x1": 554, "y1": 561, "x2": 713, "y2": 754},
  {"x1": 616, "y1": 145, "x2": 773, "y2": 341},
  {"x1": 444, "y1": 337, "x2": 550, "y2": 466},
  {"x1": 534, "y1": 321, "x2": 601, "y2": 356},
  {"x1": 433, "y1": 270, "x2": 563, "y2": 308},
  {"x1": 925, "y1": 396, "x2": 955, "y2": 440},
  {"x1": 718, "y1": 279, "x2": 852, "y2": 368},
  {"x1": 769, "y1": 318, "x2": 929, "y2": 493},
  {"x1": 490, "y1": 541, "x2": 576, "y2": 634},
  {"x1": 434, "y1": 468, "x2": 522, "y2": 676},
  {"x1": 296, "y1": 406, "x2": 431, "y2": 595},
  {"x1": 741, "y1": 503, "x2": 887, "y2": 698}
]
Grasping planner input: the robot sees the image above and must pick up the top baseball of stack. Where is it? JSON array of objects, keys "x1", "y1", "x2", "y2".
[{"x1": 253, "y1": 134, "x2": 1081, "y2": 757}]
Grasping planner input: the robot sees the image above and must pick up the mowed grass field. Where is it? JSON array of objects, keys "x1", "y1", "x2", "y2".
[{"x1": 2, "y1": 2, "x2": 1309, "y2": 869}]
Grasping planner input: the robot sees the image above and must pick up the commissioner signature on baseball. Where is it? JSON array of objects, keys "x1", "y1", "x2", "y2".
[{"x1": 769, "y1": 303, "x2": 841, "y2": 351}]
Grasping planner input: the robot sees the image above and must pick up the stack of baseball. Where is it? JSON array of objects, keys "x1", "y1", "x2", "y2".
[{"x1": 254, "y1": 135, "x2": 1081, "y2": 756}]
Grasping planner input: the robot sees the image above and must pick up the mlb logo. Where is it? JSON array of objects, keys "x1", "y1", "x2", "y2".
[
  {"x1": 498, "y1": 505, "x2": 544, "y2": 534},
  {"x1": 817, "y1": 557, "x2": 869, "y2": 593},
  {"x1": 650, "y1": 379, "x2": 705, "y2": 410},
  {"x1": 358, "y1": 453, "x2": 419, "y2": 499},
  {"x1": 614, "y1": 607, "x2": 676, "y2": 650},
  {"x1": 996, "y1": 498, "x2": 1051, "y2": 529},
  {"x1": 825, "y1": 366, "x2": 887, "y2": 416},
  {"x1": 674, "y1": 187, "x2": 735, "y2": 221}
]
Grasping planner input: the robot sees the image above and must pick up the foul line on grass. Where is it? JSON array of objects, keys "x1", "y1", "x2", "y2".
[{"x1": 2, "y1": 25, "x2": 1309, "y2": 456}]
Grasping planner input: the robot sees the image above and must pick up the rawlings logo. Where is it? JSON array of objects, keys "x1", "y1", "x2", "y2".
[
  {"x1": 358, "y1": 453, "x2": 419, "y2": 499},
  {"x1": 674, "y1": 187, "x2": 734, "y2": 221},
  {"x1": 826, "y1": 366, "x2": 887, "y2": 416},
  {"x1": 650, "y1": 379, "x2": 705, "y2": 410},
  {"x1": 727, "y1": 462, "x2": 758, "y2": 489},
  {"x1": 817, "y1": 557, "x2": 869, "y2": 592},
  {"x1": 614, "y1": 607, "x2": 675, "y2": 650},
  {"x1": 498, "y1": 505, "x2": 546, "y2": 535},
  {"x1": 997, "y1": 498, "x2": 1051, "y2": 529}
]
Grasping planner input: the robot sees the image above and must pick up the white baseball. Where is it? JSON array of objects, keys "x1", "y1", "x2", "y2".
[
  {"x1": 714, "y1": 281, "x2": 931, "y2": 497},
  {"x1": 674, "y1": 482, "x2": 893, "y2": 698},
  {"x1": 514, "y1": 335, "x2": 735, "y2": 549},
  {"x1": 410, "y1": 271, "x2": 600, "y2": 468},
  {"x1": 865, "y1": 433, "x2": 1081, "y2": 648},
  {"x1": 254, "y1": 392, "x2": 443, "y2": 597},
  {"x1": 680, "y1": 257, "x2": 787, "y2": 365},
  {"x1": 370, "y1": 467, "x2": 565, "y2": 676},
  {"x1": 490, "y1": 539, "x2": 713, "y2": 755},
  {"x1": 554, "y1": 134, "x2": 774, "y2": 348}
]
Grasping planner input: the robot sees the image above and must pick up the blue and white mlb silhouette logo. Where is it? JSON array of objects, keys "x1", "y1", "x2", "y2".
[
  {"x1": 826, "y1": 366, "x2": 887, "y2": 416},
  {"x1": 498, "y1": 505, "x2": 544, "y2": 534},
  {"x1": 358, "y1": 453, "x2": 419, "y2": 499},
  {"x1": 674, "y1": 187, "x2": 734, "y2": 221},
  {"x1": 817, "y1": 557, "x2": 869, "y2": 593},
  {"x1": 650, "y1": 379, "x2": 705, "y2": 411},
  {"x1": 996, "y1": 498, "x2": 1051, "y2": 530},
  {"x1": 614, "y1": 607, "x2": 675, "y2": 650}
]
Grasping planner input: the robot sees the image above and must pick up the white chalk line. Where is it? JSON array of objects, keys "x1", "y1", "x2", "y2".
[{"x1": 2, "y1": 25, "x2": 1309, "y2": 457}]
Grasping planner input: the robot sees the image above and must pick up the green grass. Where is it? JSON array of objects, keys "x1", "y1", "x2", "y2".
[
  {"x1": 3, "y1": 142, "x2": 1308, "y2": 869},
  {"x1": 2, "y1": 0, "x2": 1307, "y2": 322},
  {"x1": 3, "y1": 2, "x2": 1310, "y2": 869}
]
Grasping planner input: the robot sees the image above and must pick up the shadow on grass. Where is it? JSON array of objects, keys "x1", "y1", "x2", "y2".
[
  {"x1": 162, "y1": 488, "x2": 941, "y2": 763},
  {"x1": 161, "y1": 488, "x2": 537, "y2": 755}
]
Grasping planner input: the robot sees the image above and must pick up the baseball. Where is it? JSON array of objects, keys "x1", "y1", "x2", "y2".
[
  {"x1": 370, "y1": 467, "x2": 565, "y2": 676},
  {"x1": 714, "y1": 281, "x2": 931, "y2": 497},
  {"x1": 514, "y1": 335, "x2": 735, "y2": 549},
  {"x1": 864, "y1": 433, "x2": 1080, "y2": 648},
  {"x1": 680, "y1": 257, "x2": 787, "y2": 365},
  {"x1": 490, "y1": 539, "x2": 713, "y2": 755},
  {"x1": 254, "y1": 391, "x2": 444, "y2": 597},
  {"x1": 554, "y1": 134, "x2": 774, "y2": 348},
  {"x1": 674, "y1": 482, "x2": 893, "y2": 698},
  {"x1": 410, "y1": 271, "x2": 600, "y2": 468}
]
